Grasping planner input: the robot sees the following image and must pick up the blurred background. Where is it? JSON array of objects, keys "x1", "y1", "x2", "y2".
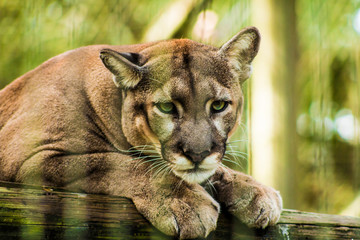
[{"x1": 0, "y1": 0, "x2": 359, "y2": 217}]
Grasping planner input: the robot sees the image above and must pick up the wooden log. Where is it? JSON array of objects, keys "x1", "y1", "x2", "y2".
[{"x1": 0, "y1": 181, "x2": 359, "y2": 239}]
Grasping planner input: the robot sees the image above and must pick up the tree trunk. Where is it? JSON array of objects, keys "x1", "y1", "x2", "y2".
[{"x1": 250, "y1": 0, "x2": 298, "y2": 209}]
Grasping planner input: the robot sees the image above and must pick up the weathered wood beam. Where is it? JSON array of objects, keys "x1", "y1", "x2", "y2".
[{"x1": 0, "y1": 181, "x2": 359, "y2": 239}]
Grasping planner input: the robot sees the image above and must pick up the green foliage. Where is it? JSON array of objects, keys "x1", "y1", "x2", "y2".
[
  {"x1": 295, "y1": 0, "x2": 360, "y2": 214},
  {"x1": 0, "y1": 0, "x2": 169, "y2": 87}
]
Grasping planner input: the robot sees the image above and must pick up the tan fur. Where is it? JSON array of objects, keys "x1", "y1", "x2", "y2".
[{"x1": 0, "y1": 27, "x2": 281, "y2": 239}]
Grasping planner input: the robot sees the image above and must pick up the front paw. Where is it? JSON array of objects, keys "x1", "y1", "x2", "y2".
[
  {"x1": 229, "y1": 185, "x2": 282, "y2": 228},
  {"x1": 133, "y1": 185, "x2": 220, "y2": 239}
]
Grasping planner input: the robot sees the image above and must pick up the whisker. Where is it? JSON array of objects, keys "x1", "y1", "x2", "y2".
[
  {"x1": 224, "y1": 150, "x2": 247, "y2": 167},
  {"x1": 220, "y1": 164, "x2": 233, "y2": 179},
  {"x1": 131, "y1": 155, "x2": 161, "y2": 161},
  {"x1": 155, "y1": 166, "x2": 168, "y2": 179},
  {"x1": 206, "y1": 179, "x2": 217, "y2": 195},
  {"x1": 222, "y1": 157, "x2": 243, "y2": 168},
  {"x1": 173, "y1": 176, "x2": 186, "y2": 194},
  {"x1": 124, "y1": 155, "x2": 160, "y2": 167},
  {"x1": 238, "y1": 122, "x2": 248, "y2": 135},
  {"x1": 224, "y1": 143, "x2": 248, "y2": 169},
  {"x1": 153, "y1": 163, "x2": 170, "y2": 179},
  {"x1": 165, "y1": 166, "x2": 173, "y2": 176},
  {"x1": 226, "y1": 142, "x2": 248, "y2": 155},
  {"x1": 126, "y1": 149, "x2": 159, "y2": 155},
  {"x1": 225, "y1": 149, "x2": 248, "y2": 155},
  {"x1": 226, "y1": 139, "x2": 248, "y2": 144},
  {"x1": 225, "y1": 145, "x2": 248, "y2": 158},
  {"x1": 225, "y1": 152, "x2": 248, "y2": 159},
  {"x1": 133, "y1": 157, "x2": 163, "y2": 170},
  {"x1": 127, "y1": 143, "x2": 160, "y2": 149},
  {"x1": 125, "y1": 144, "x2": 160, "y2": 152},
  {"x1": 122, "y1": 144, "x2": 171, "y2": 179},
  {"x1": 144, "y1": 160, "x2": 167, "y2": 176}
]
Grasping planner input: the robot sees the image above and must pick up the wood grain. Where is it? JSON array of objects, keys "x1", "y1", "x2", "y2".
[{"x1": 0, "y1": 181, "x2": 359, "y2": 239}]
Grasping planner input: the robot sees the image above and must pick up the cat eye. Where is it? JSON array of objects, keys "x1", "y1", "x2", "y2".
[
  {"x1": 156, "y1": 102, "x2": 176, "y2": 114},
  {"x1": 211, "y1": 101, "x2": 229, "y2": 113}
]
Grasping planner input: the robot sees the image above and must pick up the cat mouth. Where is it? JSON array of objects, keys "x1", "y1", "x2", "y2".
[
  {"x1": 174, "y1": 167, "x2": 212, "y2": 174},
  {"x1": 172, "y1": 167, "x2": 217, "y2": 184},
  {"x1": 169, "y1": 152, "x2": 220, "y2": 183}
]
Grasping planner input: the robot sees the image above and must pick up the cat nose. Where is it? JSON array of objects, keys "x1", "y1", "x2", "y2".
[{"x1": 183, "y1": 150, "x2": 211, "y2": 165}]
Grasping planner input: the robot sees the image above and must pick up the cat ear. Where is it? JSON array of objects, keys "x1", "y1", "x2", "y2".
[
  {"x1": 100, "y1": 49, "x2": 145, "y2": 89},
  {"x1": 218, "y1": 27, "x2": 260, "y2": 81}
]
